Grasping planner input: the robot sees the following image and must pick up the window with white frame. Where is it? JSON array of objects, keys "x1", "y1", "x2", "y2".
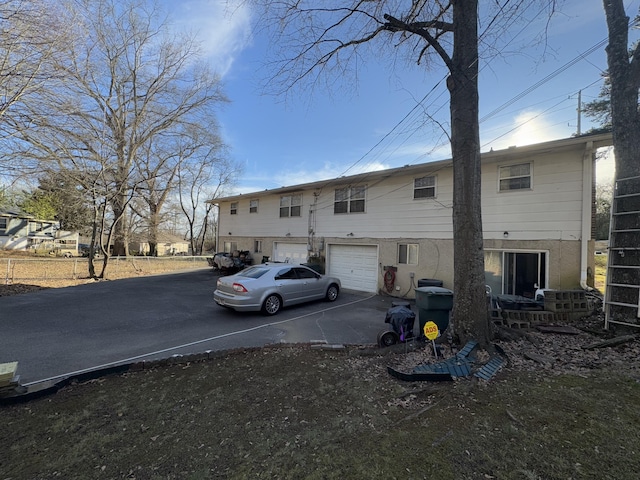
[
  {"x1": 254, "y1": 239, "x2": 263, "y2": 253},
  {"x1": 223, "y1": 241, "x2": 237, "y2": 253},
  {"x1": 499, "y1": 163, "x2": 531, "y2": 191},
  {"x1": 414, "y1": 175, "x2": 436, "y2": 199},
  {"x1": 249, "y1": 199, "x2": 259, "y2": 213},
  {"x1": 29, "y1": 221, "x2": 43, "y2": 233},
  {"x1": 398, "y1": 243, "x2": 419, "y2": 265},
  {"x1": 334, "y1": 185, "x2": 366, "y2": 214},
  {"x1": 279, "y1": 194, "x2": 302, "y2": 217},
  {"x1": 230, "y1": 202, "x2": 238, "y2": 215}
]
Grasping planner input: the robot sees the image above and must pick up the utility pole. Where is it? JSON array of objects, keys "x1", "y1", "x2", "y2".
[{"x1": 576, "y1": 90, "x2": 582, "y2": 136}]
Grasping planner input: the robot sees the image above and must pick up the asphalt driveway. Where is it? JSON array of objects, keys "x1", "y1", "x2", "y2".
[{"x1": 0, "y1": 268, "x2": 400, "y2": 385}]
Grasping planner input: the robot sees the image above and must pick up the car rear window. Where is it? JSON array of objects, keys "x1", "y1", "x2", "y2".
[{"x1": 238, "y1": 267, "x2": 269, "y2": 279}]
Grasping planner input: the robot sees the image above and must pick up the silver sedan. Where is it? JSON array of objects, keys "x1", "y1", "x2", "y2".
[{"x1": 214, "y1": 263, "x2": 341, "y2": 315}]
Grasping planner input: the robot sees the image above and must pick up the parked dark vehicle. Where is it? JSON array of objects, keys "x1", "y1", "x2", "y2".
[
  {"x1": 209, "y1": 251, "x2": 253, "y2": 274},
  {"x1": 79, "y1": 243, "x2": 102, "y2": 258},
  {"x1": 214, "y1": 263, "x2": 341, "y2": 315}
]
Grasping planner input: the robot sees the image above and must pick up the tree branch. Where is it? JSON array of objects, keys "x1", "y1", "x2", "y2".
[{"x1": 383, "y1": 14, "x2": 453, "y2": 71}]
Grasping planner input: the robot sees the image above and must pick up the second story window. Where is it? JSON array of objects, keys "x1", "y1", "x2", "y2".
[
  {"x1": 280, "y1": 194, "x2": 302, "y2": 218},
  {"x1": 230, "y1": 202, "x2": 238, "y2": 215},
  {"x1": 249, "y1": 199, "x2": 259, "y2": 213},
  {"x1": 414, "y1": 176, "x2": 436, "y2": 199},
  {"x1": 499, "y1": 163, "x2": 531, "y2": 191},
  {"x1": 334, "y1": 186, "x2": 366, "y2": 214}
]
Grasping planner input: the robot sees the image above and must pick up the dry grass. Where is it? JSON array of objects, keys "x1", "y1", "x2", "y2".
[
  {"x1": 0, "y1": 252, "x2": 209, "y2": 295},
  {"x1": 594, "y1": 254, "x2": 607, "y2": 293},
  {"x1": 1, "y1": 345, "x2": 639, "y2": 479}
]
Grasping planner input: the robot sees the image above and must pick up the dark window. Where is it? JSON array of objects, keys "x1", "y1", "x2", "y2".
[
  {"x1": 276, "y1": 268, "x2": 297, "y2": 280},
  {"x1": 334, "y1": 186, "x2": 366, "y2": 214},
  {"x1": 280, "y1": 194, "x2": 302, "y2": 217},
  {"x1": 230, "y1": 202, "x2": 238, "y2": 215},
  {"x1": 295, "y1": 267, "x2": 318, "y2": 279},
  {"x1": 499, "y1": 163, "x2": 531, "y2": 191},
  {"x1": 414, "y1": 176, "x2": 436, "y2": 199}
]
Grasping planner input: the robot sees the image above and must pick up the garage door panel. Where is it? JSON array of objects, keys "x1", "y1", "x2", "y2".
[
  {"x1": 273, "y1": 243, "x2": 307, "y2": 264},
  {"x1": 328, "y1": 245, "x2": 378, "y2": 293}
]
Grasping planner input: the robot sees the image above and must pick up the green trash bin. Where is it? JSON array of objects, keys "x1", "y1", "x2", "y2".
[{"x1": 414, "y1": 286, "x2": 453, "y2": 336}]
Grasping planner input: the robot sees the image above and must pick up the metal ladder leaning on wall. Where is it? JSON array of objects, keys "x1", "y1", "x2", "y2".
[{"x1": 604, "y1": 174, "x2": 640, "y2": 330}]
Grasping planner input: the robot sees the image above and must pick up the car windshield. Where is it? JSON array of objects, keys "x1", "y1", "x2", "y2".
[{"x1": 237, "y1": 267, "x2": 269, "y2": 279}]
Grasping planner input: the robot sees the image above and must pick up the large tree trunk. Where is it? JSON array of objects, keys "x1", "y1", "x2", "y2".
[
  {"x1": 148, "y1": 205, "x2": 160, "y2": 256},
  {"x1": 604, "y1": 0, "x2": 640, "y2": 179},
  {"x1": 603, "y1": 0, "x2": 640, "y2": 320},
  {"x1": 448, "y1": 0, "x2": 491, "y2": 346}
]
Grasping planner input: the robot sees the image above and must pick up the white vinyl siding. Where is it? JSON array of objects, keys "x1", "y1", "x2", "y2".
[{"x1": 217, "y1": 142, "x2": 589, "y2": 242}]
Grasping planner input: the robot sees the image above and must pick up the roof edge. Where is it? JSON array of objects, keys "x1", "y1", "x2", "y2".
[{"x1": 210, "y1": 132, "x2": 613, "y2": 203}]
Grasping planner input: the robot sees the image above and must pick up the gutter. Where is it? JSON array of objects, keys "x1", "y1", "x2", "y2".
[{"x1": 580, "y1": 141, "x2": 594, "y2": 291}]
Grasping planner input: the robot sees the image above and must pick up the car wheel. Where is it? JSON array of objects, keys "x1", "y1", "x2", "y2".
[
  {"x1": 325, "y1": 284, "x2": 339, "y2": 302},
  {"x1": 262, "y1": 294, "x2": 282, "y2": 315}
]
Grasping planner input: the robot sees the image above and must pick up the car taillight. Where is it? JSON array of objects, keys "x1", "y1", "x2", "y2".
[{"x1": 232, "y1": 283, "x2": 248, "y2": 293}]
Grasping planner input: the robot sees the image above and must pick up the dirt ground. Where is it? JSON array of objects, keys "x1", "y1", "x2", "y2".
[{"x1": 1, "y1": 255, "x2": 640, "y2": 479}]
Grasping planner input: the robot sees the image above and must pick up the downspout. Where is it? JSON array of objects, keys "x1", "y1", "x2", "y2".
[
  {"x1": 213, "y1": 203, "x2": 220, "y2": 253},
  {"x1": 580, "y1": 141, "x2": 594, "y2": 291}
]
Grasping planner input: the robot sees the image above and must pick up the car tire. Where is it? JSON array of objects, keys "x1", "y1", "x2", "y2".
[
  {"x1": 262, "y1": 294, "x2": 282, "y2": 315},
  {"x1": 325, "y1": 284, "x2": 339, "y2": 302}
]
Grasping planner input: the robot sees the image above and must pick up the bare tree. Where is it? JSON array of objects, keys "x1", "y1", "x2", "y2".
[
  {"x1": 134, "y1": 119, "x2": 233, "y2": 256},
  {"x1": 0, "y1": 0, "x2": 70, "y2": 179},
  {"x1": 7, "y1": 0, "x2": 229, "y2": 273},
  {"x1": 257, "y1": 0, "x2": 556, "y2": 346},
  {"x1": 177, "y1": 131, "x2": 238, "y2": 256},
  {"x1": 133, "y1": 140, "x2": 180, "y2": 256}
]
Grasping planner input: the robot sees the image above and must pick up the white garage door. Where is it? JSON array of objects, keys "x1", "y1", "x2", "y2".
[
  {"x1": 273, "y1": 242, "x2": 308, "y2": 264},
  {"x1": 328, "y1": 244, "x2": 378, "y2": 293}
]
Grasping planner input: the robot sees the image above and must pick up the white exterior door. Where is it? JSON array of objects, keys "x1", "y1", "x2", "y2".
[
  {"x1": 328, "y1": 244, "x2": 378, "y2": 293},
  {"x1": 273, "y1": 242, "x2": 308, "y2": 264}
]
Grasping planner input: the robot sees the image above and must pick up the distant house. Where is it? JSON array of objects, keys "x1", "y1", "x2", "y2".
[
  {"x1": 130, "y1": 233, "x2": 190, "y2": 256},
  {"x1": 0, "y1": 209, "x2": 78, "y2": 256},
  {"x1": 210, "y1": 133, "x2": 613, "y2": 298}
]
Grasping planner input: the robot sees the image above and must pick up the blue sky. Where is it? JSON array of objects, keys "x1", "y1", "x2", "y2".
[{"x1": 169, "y1": 1, "x2": 638, "y2": 193}]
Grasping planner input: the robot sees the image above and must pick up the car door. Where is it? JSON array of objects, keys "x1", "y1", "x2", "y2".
[
  {"x1": 273, "y1": 267, "x2": 302, "y2": 304},
  {"x1": 294, "y1": 267, "x2": 324, "y2": 301}
]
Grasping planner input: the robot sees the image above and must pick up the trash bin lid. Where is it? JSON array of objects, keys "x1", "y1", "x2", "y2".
[{"x1": 415, "y1": 286, "x2": 453, "y2": 296}]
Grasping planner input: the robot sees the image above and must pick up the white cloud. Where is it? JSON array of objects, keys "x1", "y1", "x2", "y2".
[
  {"x1": 169, "y1": 0, "x2": 253, "y2": 77},
  {"x1": 230, "y1": 160, "x2": 393, "y2": 196}
]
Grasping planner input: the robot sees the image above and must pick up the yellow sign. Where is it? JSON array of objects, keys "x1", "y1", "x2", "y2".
[{"x1": 423, "y1": 321, "x2": 439, "y2": 340}]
